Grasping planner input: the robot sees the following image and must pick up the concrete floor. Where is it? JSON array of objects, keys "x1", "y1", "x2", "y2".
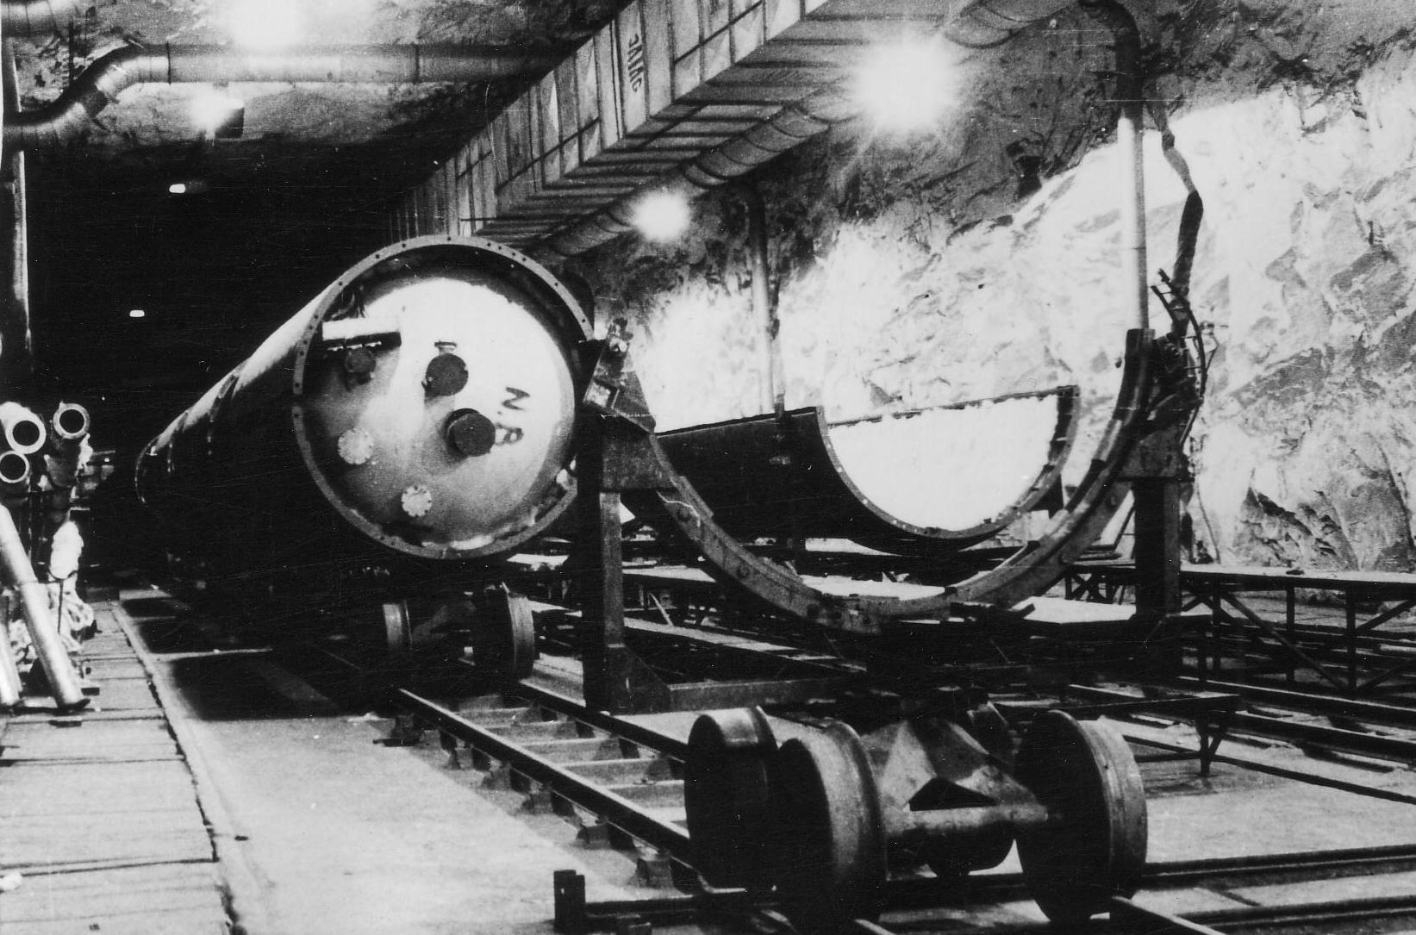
[
  {"x1": 117, "y1": 592, "x2": 653, "y2": 935},
  {"x1": 91, "y1": 587, "x2": 1416, "y2": 934}
]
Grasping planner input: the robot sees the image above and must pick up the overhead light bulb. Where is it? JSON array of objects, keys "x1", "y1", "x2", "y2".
[
  {"x1": 632, "y1": 190, "x2": 692, "y2": 242},
  {"x1": 168, "y1": 179, "x2": 210, "y2": 196},
  {"x1": 854, "y1": 35, "x2": 956, "y2": 134},
  {"x1": 128, "y1": 309, "x2": 146, "y2": 319},
  {"x1": 228, "y1": 0, "x2": 304, "y2": 50}
]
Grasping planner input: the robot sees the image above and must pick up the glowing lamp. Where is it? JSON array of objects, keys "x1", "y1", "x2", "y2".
[
  {"x1": 854, "y1": 35, "x2": 955, "y2": 133},
  {"x1": 632, "y1": 190, "x2": 692, "y2": 242},
  {"x1": 168, "y1": 179, "x2": 211, "y2": 196}
]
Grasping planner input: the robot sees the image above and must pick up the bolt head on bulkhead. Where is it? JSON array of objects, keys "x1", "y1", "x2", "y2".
[
  {"x1": 424, "y1": 348, "x2": 469, "y2": 398},
  {"x1": 401, "y1": 484, "x2": 434, "y2": 518},
  {"x1": 445, "y1": 408, "x2": 496, "y2": 458},
  {"x1": 342, "y1": 347, "x2": 378, "y2": 383},
  {"x1": 337, "y1": 428, "x2": 375, "y2": 466}
]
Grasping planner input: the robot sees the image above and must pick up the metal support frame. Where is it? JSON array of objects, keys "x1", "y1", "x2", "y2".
[
  {"x1": 1062, "y1": 562, "x2": 1416, "y2": 698},
  {"x1": 1046, "y1": 683, "x2": 1237, "y2": 777},
  {"x1": 575, "y1": 410, "x2": 672, "y2": 714},
  {"x1": 1196, "y1": 578, "x2": 1416, "y2": 698}
]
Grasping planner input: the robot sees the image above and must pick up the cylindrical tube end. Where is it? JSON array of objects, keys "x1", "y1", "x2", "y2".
[
  {"x1": 0, "y1": 450, "x2": 31, "y2": 489},
  {"x1": 0, "y1": 402, "x2": 47, "y2": 455},
  {"x1": 51, "y1": 402, "x2": 91, "y2": 443}
]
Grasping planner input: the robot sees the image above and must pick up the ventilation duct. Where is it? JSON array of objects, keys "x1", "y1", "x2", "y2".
[
  {"x1": 2, "y1": 0, "x2": 81, "y2": 37},
  {"x1": 3, "y1": 44, "x2": 561, "y2": 153},
  {"x1": 944, "y1": 0, "x2": 1079, "y2": 48},
  {"x1": 391, "y1": 0, "x2": 1098, "y2": 256},
  {"x1": 542, "y1": 0, "x2": 1090, "y2": 255}
]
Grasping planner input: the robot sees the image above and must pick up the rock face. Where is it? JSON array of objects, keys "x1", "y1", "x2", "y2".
[{"x1": 575, "y1": 0, "x2": 1416, "y2": 572}]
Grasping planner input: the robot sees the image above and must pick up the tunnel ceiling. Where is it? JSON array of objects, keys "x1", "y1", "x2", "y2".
[
  {"x1": 6, "y1": 0, "x2": 628, "y2": 446},
  {"x1": 5, "y1": 0, "x2": 1321, "y2": 453},
  {"x1": 10, "y1": 0, "x2": 622, "y2": 175}
]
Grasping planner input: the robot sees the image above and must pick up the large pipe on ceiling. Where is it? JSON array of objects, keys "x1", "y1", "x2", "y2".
[
  {"x1": 542, "y1": 0, "x2": 1091, "y2": 258},
  {"x1": 543, "y1": 90, "x2": 852, "y2": 258},
  {"x1": 2, "y1": 0, "x2": 80, "y2": 37},
  {"x1": 4, "y1": 44, "x2": 561, "y2": 152},
  {"x1": 944, "y1": 0, "x2": 1078, "y2": 48}
]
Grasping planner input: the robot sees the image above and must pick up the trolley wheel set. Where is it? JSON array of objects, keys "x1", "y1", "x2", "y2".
[{"x1": 686, "y1": 705, "x2": 1147, "y2": 932}]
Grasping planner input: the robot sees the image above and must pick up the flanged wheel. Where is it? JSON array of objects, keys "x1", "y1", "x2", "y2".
[
  {"x1": 767, "y1": 722, "x2": 887, "y2": 935},
  {"x1": 1016, "y1": 711, "x2": 1147, "y2": 925},
  {"x1": 382, "y1": 601, "x2": 412, "y2": 653},
  {"x1": 475, "y1": 585, "x2": 536, "y2": 678},
  {"x1": 684, "y1": 707, "x2": 777, "y2": 888}
]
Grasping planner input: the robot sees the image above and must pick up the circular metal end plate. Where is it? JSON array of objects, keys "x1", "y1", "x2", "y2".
[
  {"x1": 767, "y1": 723, "x2": 887, "y2": 935},
  {"x1": 1016, "y1": 711, "x2": 1148, "y2": 925},
  {"x1": 290, "y1": 237, "x2": 588, "y2": 559},
  {"x1": 684, "y1": 708, "x2": 777, "y2": 888}
]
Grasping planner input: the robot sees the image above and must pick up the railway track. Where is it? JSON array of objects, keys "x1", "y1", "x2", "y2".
[
  {"x1": 551, "y1": 824, "x2": 1416, "y2": 935},
  {"x1": 377, "y1": 675, "x2": 1416, "y2": 935},
  {"x1": 1058, "y1": 681, "x2": 1416, "y2": 768},
  {"x1": 397, "y1": 683, "x2": 692, "y2": 877},
  {"x1": 127, "y1": 581, "x2": 1416, "y2": 935},
  {"x1": 281, "y1": 633, "x2": 1416, "y2": 935}
]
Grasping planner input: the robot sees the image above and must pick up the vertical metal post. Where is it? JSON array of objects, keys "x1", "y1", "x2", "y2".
[
  {"x1": 553, "y1": 869, "x2": 588, "y2": 935},
  {"x1": 0, "y1": 595, "x2": 22, "y2": 707},
  {"x1": 576, "y1": 416, "x2": 634, "y2": 714},
  {"x1": 1196, "y1": 602, "x2": 1209, "y2": 687},
  {"x1": 1132, "y1": 479, "x2": 1181, "y2": 618},
  {"x1": 1345, "y1": 591, "x2": 1357, "y2": 697},
  {"x1": 739, "y1": 183, "x2": 785, "y2": 419},
  {"x1": 1284, "y1": 584, "x2": 1296, "y2": 686},
  {"x1": 0, "y1": 502, "x2": 84, "y2": 709},
  {"x1": 1, "y1": 43, "x2": 34, "y2": 390},
  {"x1": 1080, "y1": 0, "x2": 1148, "y2": 332},
  {"x1": 1212, "y1": 581, "x2": 1224, "y2": 679}
]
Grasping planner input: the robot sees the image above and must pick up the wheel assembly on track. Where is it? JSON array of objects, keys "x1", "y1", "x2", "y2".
[{"x1": 686, "y1": 705, "x2": 1149, "y2": 934}]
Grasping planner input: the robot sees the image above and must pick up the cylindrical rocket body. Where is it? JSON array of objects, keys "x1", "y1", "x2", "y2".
[{"x1": 136, "y1": 236, "x2": 589, "y2": 580}]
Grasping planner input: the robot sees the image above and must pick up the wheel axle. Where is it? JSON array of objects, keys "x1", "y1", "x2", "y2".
[{"x1": 685, "y1": 706, "x2": 1148, "y2": 934}]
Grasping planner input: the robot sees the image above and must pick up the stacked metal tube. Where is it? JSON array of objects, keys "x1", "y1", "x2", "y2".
[{"x1": 0, "y1": 400, "x2": 92, "y2": 710}]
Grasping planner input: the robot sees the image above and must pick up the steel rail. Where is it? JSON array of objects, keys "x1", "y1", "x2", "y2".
[
  {"x1": 556, "y1": 840, "x2": 1416, "y2": 932},
  {"x1": 465, "y1": 667, "x2": 690, "y2": 760},
  {"x1": 1187, "y1": 892, "x2": 1416, "y2": 930},
  {"x1": 1068, "y1": 680, "x2": 1416, "y2": 764},
  {"x1": 1127, "y1": 734, "x2": 1416, "y2": 805},
  {"x1": 394, "y1": 688, "x2": 692, "y2": 860},
  {"x1": 1108, "y1": 897, "x2": 1227, "y2": 935},
  {"x1": 878, "y1": 842, "x2": 1416, "y2": 906},
  {"x1": 1172, "y1": 676, "x2": 1416, "y2": 728}
]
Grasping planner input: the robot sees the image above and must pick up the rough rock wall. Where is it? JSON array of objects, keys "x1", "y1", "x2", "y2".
[{"x1": 570, "y1": 0, "x2": 1416, "y2": 572}]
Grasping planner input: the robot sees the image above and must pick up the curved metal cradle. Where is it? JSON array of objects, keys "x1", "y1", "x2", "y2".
[
  {"x1": 657, "y1": 387, "x2": 1079, "y2": 556},
  {"x1": 601, "y1": 326, "x2": 1188, "y2": 634}
]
